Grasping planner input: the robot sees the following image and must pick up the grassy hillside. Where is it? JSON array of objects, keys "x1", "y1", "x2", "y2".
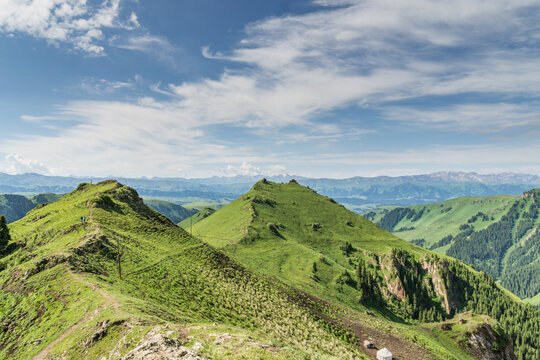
[
  {"x1": 0, "y1": 193, "x2": 63, "y2": 223},
  {"x1": 143, "y1": 198, "x2": 197, "y2": 223},
  {"x1": 0, "y1": 181, "x2": 371, "y2": 360},
  {"x1": 365, "y1": 195, "x2": 517, "y2": 247},
  {"x1": 179, "y1": 207, "x2": 215, "y2": 230},
  {"x1": 192, "y1": 180, "x2": 540, "y2": 360},
  {"x1": 366, "y1": 191, "x2": 540, "y2": 302}
]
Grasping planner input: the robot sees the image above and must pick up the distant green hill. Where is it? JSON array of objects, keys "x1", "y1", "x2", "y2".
[
  {"x1": 192, "y1": 180, "x2": 539, "y2": 360},
  {"x1": 366, "y1": 190, "x2": 540, "y2": 304},
  {"x1": 0, "y1": 193, "x2": 62, "y2": 223},
  {"x1": 179, "y1": 207, "x2": 215, "y2": 229},
  {"x1": 143, "y1": 199, "x2": 197, "y2": 223}
]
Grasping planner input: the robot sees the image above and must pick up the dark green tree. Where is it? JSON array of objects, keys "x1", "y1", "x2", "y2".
[{"x1": 0, "y1": 215, "x2": 11, "y2": 252}]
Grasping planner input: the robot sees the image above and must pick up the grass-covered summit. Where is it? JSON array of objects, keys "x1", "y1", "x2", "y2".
[
  {"x1": 193, "y1": 179, "x2": 540, "y2": 360},
  {"x1": 0, "y1": 180, "x2": 376, "y2": 360}
]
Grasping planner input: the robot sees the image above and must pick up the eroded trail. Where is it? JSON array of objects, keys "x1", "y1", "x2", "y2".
[
  {"x1": 31, "y1": 267, "x2": 121, "y2": 360},
  {"x1": 32, "y1": 202, "x2": 121, "y2": 360}
]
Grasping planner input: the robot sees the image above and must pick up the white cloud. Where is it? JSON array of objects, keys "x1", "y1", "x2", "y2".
[
  {"x1": 79, "y1": 77, "x2": 134, "y2": 94},
  {"x1": 112, "y1": 34, "x2": 177, "y2": 65},
  {"x1": 223, "y1": 162, "x2": 287, "y2": 177},
  {"x1": 0, "y1": 0, "x2": 138, "y2": 54},
  {"x1": 3, "y1": 154, "x2": 52, "y2": 175},
  {"x1": 3, "y1": 0, "x2": 540, "y2": 176}
]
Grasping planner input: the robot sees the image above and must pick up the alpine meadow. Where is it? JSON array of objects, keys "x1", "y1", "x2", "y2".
[{"x1": 1, "y1": 0, "x2": 539, "y2": 359}]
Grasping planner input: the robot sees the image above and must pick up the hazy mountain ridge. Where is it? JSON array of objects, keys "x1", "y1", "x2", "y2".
[{"x1": 1, "y1": 171, "x2": 539, "y2": 213}]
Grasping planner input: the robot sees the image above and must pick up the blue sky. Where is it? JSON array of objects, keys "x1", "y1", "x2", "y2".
[{"x1": 0, "y1": 0, "x2": 539, "y2": 178}]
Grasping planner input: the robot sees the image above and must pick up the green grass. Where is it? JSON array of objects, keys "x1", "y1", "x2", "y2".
[
  {"x1": 182, "y1": 201, "x2": 226, "y2": 211},
  {"x1": 368, "y1": 195, "x2": 517, "y2": 247},
  {"x1": 1, "y1": 180, "x2": 536, "y2": 360},
  {"x1": 0, "y1": 181, "x2": 369, "y2": 360},
  {"x1": 179, "y1": 207, "x2": 215, "y2": 229},
  {"x1": 525, "y1": 292, "x2": 540, "y2": 307},
  {"x1": 192, "y1": 180, "x2": 518, "y2": 360}
]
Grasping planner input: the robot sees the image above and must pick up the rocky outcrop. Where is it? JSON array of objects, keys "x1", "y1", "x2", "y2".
[
  {"x1": 467, "y1": 324, "x2": 516, "y2": 360},
  {"x1": 121, "y1": 333, "x2": 210, "y2": 360},
  {"x1": 380, "y1": 254, "x2": 407, "y2": 301},
  {"x1": 22, "y1": 253, "x2": 72, "y2": 280},
  {"x1": 422, "y1": 259, "x2": 458, "y2": 314}
]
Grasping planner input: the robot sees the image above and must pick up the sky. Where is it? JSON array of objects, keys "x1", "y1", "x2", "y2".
[{"x1": 0, "y1": 0, "x2": 539, "y2": 178}]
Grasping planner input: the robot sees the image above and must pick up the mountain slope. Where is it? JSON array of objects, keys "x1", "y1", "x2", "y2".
[
  {"x1": 192, "y1": 180, "x2": 540, "y2": 360},
  {"x1": 367, "y1": 190, "x2": 540, "y2": 303},
  {"x1": 143, "y1": 199, "x2": 197, "y2": 223},
  {"x1": 0, "y1": 181, "x2": 375, "y2": 360},
  {"x1": 179, "y1": 207, "x2": 215, "y2": 230},
  {"x1": 0, "y1": 193, "x2": 63, "y2": 223}
]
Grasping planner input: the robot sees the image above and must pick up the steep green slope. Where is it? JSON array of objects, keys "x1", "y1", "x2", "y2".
[
  {"x1": 0, "y1": 193, "x2": 63, "y2": 223},
  {"x1": 365, "y1": 194, "x2": 517, "y2": 247},
  {"x1": 367, "y1": 191, "x2": 540, "y2": 302},
  {"x1": 0, "y1": 181, "x2": 372, "y2": 360},
  {"x1": 193, "y1": 180, "x2": 540, "y2": 360},
  {"x1": 143, "y1": 198, "x2": 197, "y2": 223},
  {"x1": 179, "y1": 207, "x2": 215, "y2": 230}
]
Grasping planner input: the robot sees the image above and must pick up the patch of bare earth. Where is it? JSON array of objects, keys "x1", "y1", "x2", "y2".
[{"x1": 301, "y1": 292, "x2": 433, "y2": 360}]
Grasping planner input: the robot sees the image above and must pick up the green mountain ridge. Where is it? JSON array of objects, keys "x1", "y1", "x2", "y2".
[
  {"x1": 0, "y1": 180, "x2": 538, "y2": 359},
  {"x1": 366, "y1": 190, "x2": 540, "y2": 305},
  {"x1": 192, "y1": 180, "x2": 540, "y2": 360},
  {"x1": 0, "y1": 181, "x2": 367, "y2": 359}
]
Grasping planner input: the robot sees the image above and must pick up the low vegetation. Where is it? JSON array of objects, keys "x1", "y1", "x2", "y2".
[
  {"x1": 0, "y1": 181, "x2": 368, "y2": 359},
  {"x1": 193, "y1": 180, "x2": 540, "y2": 360}
]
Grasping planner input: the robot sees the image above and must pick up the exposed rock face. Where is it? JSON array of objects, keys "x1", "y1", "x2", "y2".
[
  {"x1": 467, "y1": 324, "x2": 516, "y2": 360},
  {"x1": 422, "y1": 259, "x2": 458, "y2": 314},
  {"x1": 121, "y1": 333, "x2": 210, "y2": 360},
  {"x1": 380, "y1": 254, "x2": 407, "y2": 301}
]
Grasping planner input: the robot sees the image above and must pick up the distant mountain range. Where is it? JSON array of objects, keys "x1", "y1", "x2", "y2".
[{"x1": 1, "y1": 171, "x2": 540, "y2": 212}]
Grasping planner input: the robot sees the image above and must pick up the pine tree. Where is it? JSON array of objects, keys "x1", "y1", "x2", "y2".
[{"x1": 0, "y1": 215, "x2": 10, "y2": 253}]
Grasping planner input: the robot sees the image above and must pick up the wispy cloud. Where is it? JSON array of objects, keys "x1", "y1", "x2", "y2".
[
  {"x1": 79, "y1": 77, "x2": 135, "y2": 94},
  {"x1": 111, "y1": 34, "x2": 178, "y2": 65},
  {"x1": 0, "y1": 0, "x2": 138, "y2": 54},
  {"x1": 383, "y1": 103, "x2": 540, "y2": 134},
  {"x1": 2, "y1": 0, "x2": 540, "y2": 176}
]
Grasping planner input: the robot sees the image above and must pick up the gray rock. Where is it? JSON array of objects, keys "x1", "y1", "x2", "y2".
[{"x1": 122, "y1": 333, "x2": 210, "y2": 360}]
